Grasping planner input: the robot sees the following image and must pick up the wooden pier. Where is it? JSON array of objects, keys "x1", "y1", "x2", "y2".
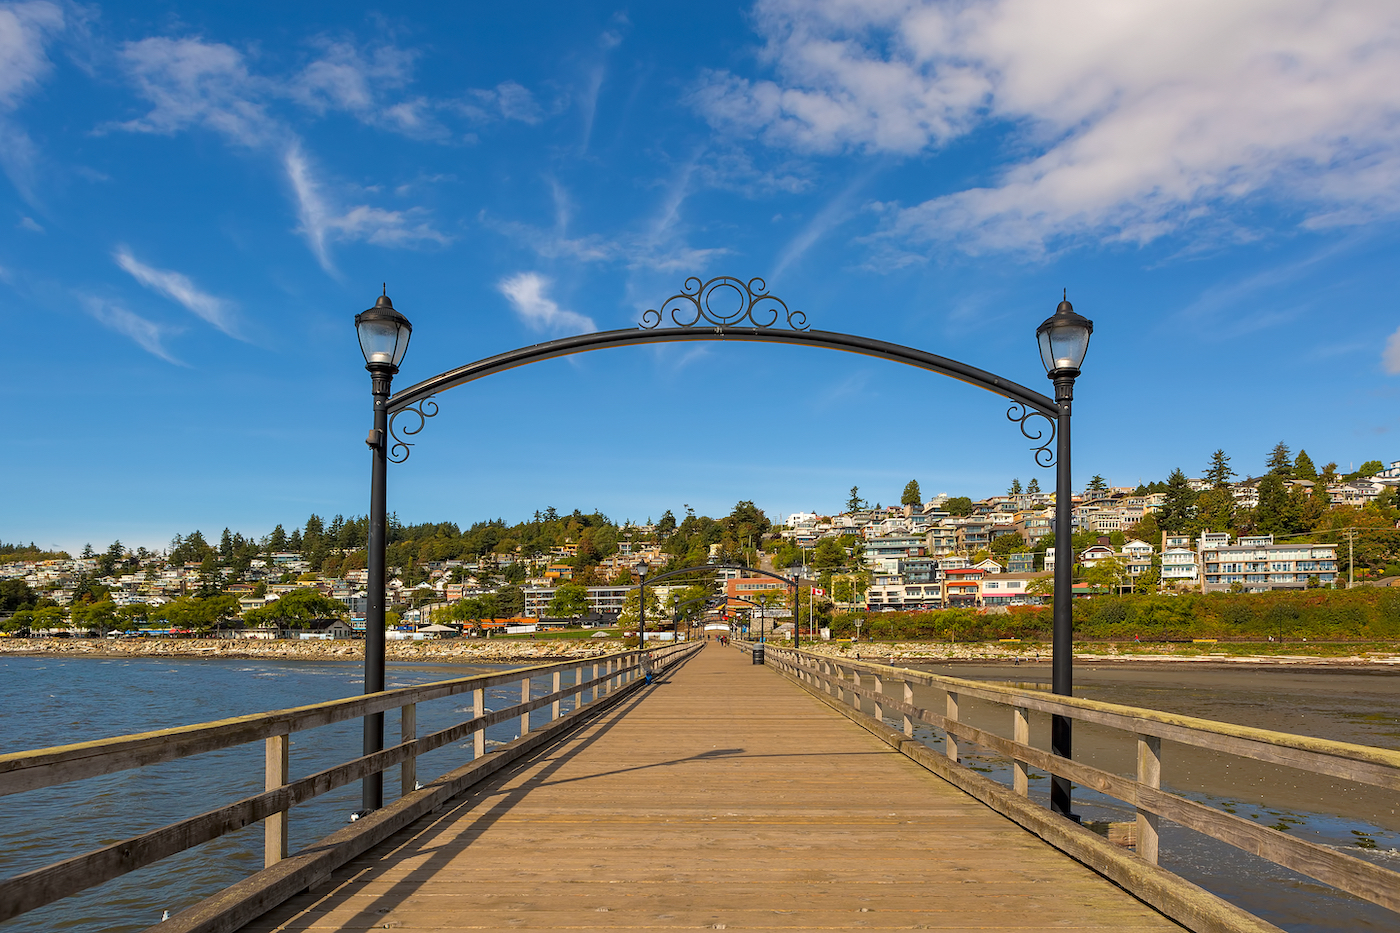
[{"x1": 236, "y1": 644, "x2": 1185, "y2": 932}]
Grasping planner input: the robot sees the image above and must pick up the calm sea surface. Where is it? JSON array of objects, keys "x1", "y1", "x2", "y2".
[
  {"x1": 0, "y1": 655, "x2": 559, "y2": 933},
  {"x1": 1, "y1": 656, "x2": 1397, "y2": 933}
]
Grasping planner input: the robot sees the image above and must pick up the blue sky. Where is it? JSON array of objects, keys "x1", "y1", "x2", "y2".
[{"x1": 3, "y1": 0, "x2": 1399, "y2": 554}]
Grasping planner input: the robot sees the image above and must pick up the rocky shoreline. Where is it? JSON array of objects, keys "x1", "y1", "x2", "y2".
[{"x1": 2, "y1": 637, "x2": 1397, "y2": 667}]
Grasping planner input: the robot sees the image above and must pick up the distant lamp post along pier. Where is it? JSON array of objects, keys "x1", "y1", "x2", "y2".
[
  {"x1": 1036, "y1": 294, "x2": 1093, "y2": 819},
  {"x1": 355, "y1": 289, "x2": 412, "y2": 814}
]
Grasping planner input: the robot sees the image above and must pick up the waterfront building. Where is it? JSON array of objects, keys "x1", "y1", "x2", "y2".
[{"x1": 1199, "y1": 534, "x2": 1338, "y2": 593}]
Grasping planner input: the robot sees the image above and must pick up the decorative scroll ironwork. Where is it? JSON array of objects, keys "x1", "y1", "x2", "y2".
[
  {"x1": 388, "y1": 397, "x2": 439, "y2": 463},
  {"x1": 1007, "y1": 401, "x2": 1056, "y2": 467},
  {"x1": 641, "y1": 276, "x2": 809, "y2": 331}
]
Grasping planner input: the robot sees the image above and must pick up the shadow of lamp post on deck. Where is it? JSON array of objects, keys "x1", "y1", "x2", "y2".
[
  {"x1": 1036, "y1": 294, "x2": 1093, "y2": 820},
  {"x1": 355, "y1": 289, "x2": 413, "y2": 814}
]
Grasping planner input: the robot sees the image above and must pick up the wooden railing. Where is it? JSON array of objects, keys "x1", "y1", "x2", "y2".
[
  {"x1": 760, "y1": 643, "x2": 1400, "y2": 917},
  {"x1": 0, "y1": 642, "x2": 697, "y2": 924}
]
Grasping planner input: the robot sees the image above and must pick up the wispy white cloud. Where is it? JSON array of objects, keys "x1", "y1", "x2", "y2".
[
  {"x1": 81, "y1": 296, "x2": 184, "y2": 365},
  {"x1": 18, "y1": 214, "x2": 42, "y2": 232},
  {"x1": 0, "y1": 1, "x2": 65, "y2": 204},
  {"x1": 695, "y1": 0, "x2": 1400, "y2": 254},
  {"x1": 285, "y1": 145, "x2": 448, "y2": 274},
  {"x1": 112, "y1": 36, "x2": 471, "y2": 271},
  {"x1": 497, "y1": 272, "x2": 596, "y2": 335},
  {"x1": 114, "y1": 248, "x2": 241, "y2": 338},
  {"x1": 771, "y1": 168, "x2": 876, "y2": 278},
  {"x1": 115, "y1": 36, "x2": 274, "y2": 144},
  {"x1": 1383, "y1": 327, "x2": 1400, "y2": 375}
]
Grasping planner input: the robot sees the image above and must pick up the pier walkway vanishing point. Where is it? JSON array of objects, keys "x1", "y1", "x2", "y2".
[{"x1": 231, "y1": 644, "x2": 1192, "y2": 933}]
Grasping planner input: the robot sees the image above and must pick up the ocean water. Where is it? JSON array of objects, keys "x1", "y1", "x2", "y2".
[{"x1": 0, "y1": 654, "x2": 586, "y2": 933}]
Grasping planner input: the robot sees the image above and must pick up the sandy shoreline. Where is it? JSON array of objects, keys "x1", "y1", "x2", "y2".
[{"x1": 2, "y1": 637, "x2": 1397, "y2": 668}]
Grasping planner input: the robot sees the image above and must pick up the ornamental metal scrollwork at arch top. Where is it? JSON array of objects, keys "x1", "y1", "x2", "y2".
[{"x1": 385, "y1": 273, "x2": 1059, "y2": 466}]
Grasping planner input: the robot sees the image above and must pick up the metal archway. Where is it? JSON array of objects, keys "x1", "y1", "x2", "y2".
[{"x1": 359, "y1": 274, "x2": 1082, "y2": 819}]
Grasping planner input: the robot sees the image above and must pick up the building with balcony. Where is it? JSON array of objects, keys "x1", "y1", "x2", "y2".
[{"x1": 1200, "y1": 534, "x2": 1338, "y2": 593}]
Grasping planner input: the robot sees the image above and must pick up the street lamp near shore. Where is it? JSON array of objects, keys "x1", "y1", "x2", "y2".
[
  {"x1": 635, "y1": 560, "x2": 649, "y2": 656},
  {"x1": 1037, "y1": 294, "x2": 1093, "y2": 819},
  {"x1": 355, "y1": 289, "x2": 412, "y2": 813}
]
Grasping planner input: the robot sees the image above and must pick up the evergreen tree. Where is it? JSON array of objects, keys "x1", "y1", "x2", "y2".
[
  {"x1": 1193, "y1": 488, "x2": 1235, "y2": 534},
  {"x1": 1086, "y1": 475, "x2": 1108, "y2": 495},
  {"x1": 1254, "y1": 474, "x2": 1295, "y2": 535},
  {"x1": 1293, "y1": 450, "x2": 1317, "y2": 481},
  {"x1": 1158, "y1": 468, "x2": 1197, "y2": 534},
  {"x1": 1008, "y1": 478, "x2": 1022, "y2": 496},
  {"x1": 846, "y1": 486, "x2": 863, "y2": 512},
  {"x1": 1205, "y1": 449, "x2": 1235, "y2": 488},
  {"x1": 1026, "y1": 478, "x2": 1041, "y2": 494},
  {"x1": 268, "y1": 524, "x2": 288, "y2": 552},
  {"x1": 656, "y1": 510, "x2": 677, "y2": 535},
  {"x1": 1267, "y1": 442, "x2": 1293, "y2": 476},
  {"x1": 901, "y1": 480, "x2": 922, "y2": 507}
]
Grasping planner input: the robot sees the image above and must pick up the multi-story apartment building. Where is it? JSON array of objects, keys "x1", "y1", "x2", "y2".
[
  {"x1": 1160, "y1": 534, "x2": 1199, "y2": 586},
  {"x1": 925, "y1": 524, "x2": 958, "y2": 556},
  {"x1": 523, "y1": 585, "x2": 631, "y2": 619},
  {"x1": 1199, "y1": 534, "x2": 1338, "y2": 593}
]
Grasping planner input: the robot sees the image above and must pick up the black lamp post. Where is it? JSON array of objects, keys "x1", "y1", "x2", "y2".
[
  {"x1": 635, "y1": 559, "x2": 649, "y2": 660},
  {"x1": 355, "y1": 290, "x2": 412, "y2": 813},
  {"x1": 1036, "y1": 294, "x2": 1092, "y2": 819}
]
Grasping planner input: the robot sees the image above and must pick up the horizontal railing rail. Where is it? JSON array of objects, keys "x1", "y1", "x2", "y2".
[
  {"x1": 758, "y1": 643, "x2": 1400, "y2": 917},
  {"x1": 0, "y1": 642, "x2": 698, "y2": 924}
]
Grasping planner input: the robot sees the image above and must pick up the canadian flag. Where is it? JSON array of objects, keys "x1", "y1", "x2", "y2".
[{"x1": 812, "y1": 587, "x2": 826, "y2": 597}]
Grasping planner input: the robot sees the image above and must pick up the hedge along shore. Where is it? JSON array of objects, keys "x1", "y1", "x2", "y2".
[
  {"x1": 0, "y1": 636, "x2": 628, "y2": 663},
  {"x1": 1, "y1": 637, "x2": 1398, "y2": 666}
]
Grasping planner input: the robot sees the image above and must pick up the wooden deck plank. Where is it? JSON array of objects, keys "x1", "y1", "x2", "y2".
[{"x1": 241, "y1": 644, "x2": 1183, "y2": 932}]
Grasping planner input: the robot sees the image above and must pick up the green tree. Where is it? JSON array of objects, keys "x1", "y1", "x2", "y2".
[
  {"x1": 1026, "y1": 478, "x2": 1041, "y2": 494},
  {"x1": 944, "y1": 496, "x2": 973, "y2": 517},
  {"x1": 1086, "y1": 475, "x2": 1108, "y2": 495},
  {"x1": 1294, "y1": 450, "x2": 1317, "y2": 481},
  {"x1": 495, "y1": 584, "x2": 525, "y2": 618},
  {"x1": 846, "y1": 486, "x2": 863, "y2": 512},
  {"x1": 1253, "y1": 474, "x2": 1295, "y2": 535},
  {"x1": 812, "y1": 538, "x2": 847, "y2": 571},
  {"x1": 71, "y1": 599, "x2": 119, "y2": 636},
  {"x1": 901, "y1": 480, "x2": 922, "y2": 507},
  {"x1": 0, "y1": 579, "x2": 37, "y2": 613},
  {"x1": 1193, "y1": 487, "x2": 1235, "y2": 534},
  {"x1": 1267, "y1": 442, "x2": 1293, "y2": 477},
  {"x1": 1008, "y1": 478, "x2": 1022, "y2": 496},
  {"x1": 1205, "y1": 449, "x2": 1235, "y2": 488},
  {"x1": 1158, "y1": 469, "x2": 1197, "y2": 534},
  {"x1": 1346, "y1": 460, "x2": 1386, "y2": 480},
  {"x1": 656, "y1": 510, "x2": 677, "y2": 535},
  {"x1": 242, "y1": 588, "x2": 345, "y2": 629},
  {"x1": 547, "y1": 582, "x2": 589, "y2": 619},
  {"x1": 617, "y1": 587, "x2": 663, "y2": 628}
]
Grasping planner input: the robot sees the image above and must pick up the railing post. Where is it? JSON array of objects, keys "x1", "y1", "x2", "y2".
[
  {"x1": 552, "y1": 670, "x2": 561, "y2": 721},
  {"x1": 473, "y1": 687, "x2": 485, "y2": 760},
  {"x1": 835, "y1": 665, "x2": 846, "y2": 703},
  {"x1": 401, "y1": 702, "x2": 417, "y2": 798},
  {"x1": 849, "y1": 669, "x2": 860, "y2": 712},
  {"x1": 1013, "y1": 706, "x2": 1029, "y2": 796},
  {"x1": 520, "y1": 677, "x2": 531, "y2": 737},
  {"x1": 902, "y1": 682, "x2": 914, "y2": 737},
  {"x1": 873, "y1": 674, "x2": 885, "y2": 723},
  {"x1": 263, "y1": 733, "x2": 288, "y2": 867},
  {"x1": 1137, "y1": 734, "x2": 1162, "y2": 864},
  {"x1": 575, "y1": 665, "x2": 584, "y2": 711},
  {"x1": 946, "y1": 691, "x2": 960, "y2": 763}
]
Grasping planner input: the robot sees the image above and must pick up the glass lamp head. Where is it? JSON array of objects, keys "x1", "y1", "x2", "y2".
[
  {"x1": 635, "y1": 560, "x2": 649, "y2": 577},
  {"x1": 1036, "y1": 296, "x2": 1093, "y2": 377},
  {"x1": 356, "y1": 293, "x2": 413, "y2": 370}
]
